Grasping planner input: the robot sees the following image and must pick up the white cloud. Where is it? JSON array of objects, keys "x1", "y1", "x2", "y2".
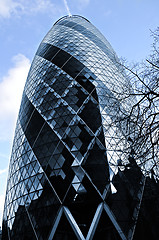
[
  {"x1": 0, "y1": 54, "x2": 30, "y2": 141},
  {"x1": 0, "y1": 0, "x2": 22, "y2": 18},
  {"x1": 0, "y1": 0, "x2": 62, "y2": 18}
]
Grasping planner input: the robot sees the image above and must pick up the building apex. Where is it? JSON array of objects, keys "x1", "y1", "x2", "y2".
[{"x1": 53, "y1": 15, "x2": 90, "y2": 26}]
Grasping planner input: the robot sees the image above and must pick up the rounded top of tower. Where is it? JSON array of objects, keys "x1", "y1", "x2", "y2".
[
  {"x1": 52, "y1": 15, "x2": 117, "y2": 61},
  {"x1": 53, "y1": 15, "x2": 90, "y2": 26}
]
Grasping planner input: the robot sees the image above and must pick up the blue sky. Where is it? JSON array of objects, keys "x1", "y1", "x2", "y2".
[{"x1": 0, "y1": 0, "x2": 159, "y2": 226}]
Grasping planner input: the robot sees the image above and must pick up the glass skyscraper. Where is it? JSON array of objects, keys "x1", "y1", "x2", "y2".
[{"x1": 2, "y1": 15, "x2": 159, "y2": 240}]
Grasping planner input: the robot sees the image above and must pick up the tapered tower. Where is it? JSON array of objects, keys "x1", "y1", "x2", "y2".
[{"x1": 2, "y1": 15, "x2": 153, "y2": 240}]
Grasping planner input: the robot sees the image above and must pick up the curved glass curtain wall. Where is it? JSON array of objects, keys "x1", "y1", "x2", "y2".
[{"x1": 2, "y1": 15, "x2": 140, "y2": 240}]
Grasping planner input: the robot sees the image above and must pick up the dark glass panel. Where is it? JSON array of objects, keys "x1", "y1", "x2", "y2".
[
  {"x1": 2, "y1": 220, "x2": 9, "y2": 240},
  {"x1": 27, "y1": 180, "x2": 60, "y2": 240},
  {"x1": 79, "y1": 99, "x2": 102, "y2": 133},
  {"x1": 63, "y1": 170, "x2": 102, "y2": 236},
  {"x1": 82, "y1": 141, "x2": 109, "y2": 193},
  {"x1": 107, "y1": 163, "x2": 143, "y2": 236},
  {"x1": 53, "y1": 214, "x2": 77, "y2": 240},
  {"x1": 62, "y1": 57, "x2": 84, "y2": 79},
  {"x1": 36, "y1": 43, "x2": 59, "y2": 61},
  {"x1": 75, "y1": 74, "x2": 95, "y2": 94},
  {"x1": 20, "y1": 94, "x2": 60, "y2": 170},
  {"x1": 37, "y1": 43, "x2": 84, "y2": 80},
  {"x1": 51, "y1": 75, "x2": 71, "y2": 95},
  {"x1": 93, "y1": 210, "x2": 121, "y2": 240},
  {"x1": 8, "y1": 207, "x2": 37, "y2": 240},
  {"x1": 51, "y1": 50, "x2": 71, "y2": 68}
]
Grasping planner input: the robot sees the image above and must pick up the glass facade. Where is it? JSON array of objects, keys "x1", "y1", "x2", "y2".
[{"x1": 2, "y1": 15, "x2": 159, "y2": 240}]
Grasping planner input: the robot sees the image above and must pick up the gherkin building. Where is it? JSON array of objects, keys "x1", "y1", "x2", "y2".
[{"x1": 2, "y1": 15, "x2": 159, "y2": 240}]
